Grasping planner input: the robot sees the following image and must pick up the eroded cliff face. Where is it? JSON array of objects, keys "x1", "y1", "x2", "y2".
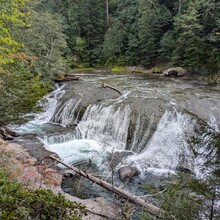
[{"x1": 0, "y1": 138, "x2": 119, "y2": 220}]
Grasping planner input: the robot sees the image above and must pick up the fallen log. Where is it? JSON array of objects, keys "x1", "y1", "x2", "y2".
[
  {"x1": 100, "y1": 83, "x2": 122, "y2": 95},
  {"x1": 49, "y1": 155, "x2": 165, "y2": 218},
  {"x1": 55, "y1": 74, "x2": 79, "y2": 82}
]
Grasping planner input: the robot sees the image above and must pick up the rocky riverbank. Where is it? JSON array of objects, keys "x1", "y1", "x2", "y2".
[{"x1": 0, "y1": 137, "x2": 119, "y2": 220}]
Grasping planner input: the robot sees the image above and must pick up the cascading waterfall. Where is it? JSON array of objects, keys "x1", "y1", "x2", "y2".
[
  {"x1": 32, "y1": 84, "x2": 66, "y2": 125},
  {"x1": 50, "y1": 98, "x2": 81, "y2": 126},
  {"x1": 12, "y1": 75, "x2": 220, "y2": 216},
  {"x1": 121, "y1": 110, "x2": 196, "y2": 175},
  {"x1": 14, "y1": 84, "x2": 66, "y2": 134},
  {"x1": 42, "y1": 102, "x2": 131, "y2": 166},
  {"x1": 75, "y1": 103, "x2": 131, "y2": 150}
]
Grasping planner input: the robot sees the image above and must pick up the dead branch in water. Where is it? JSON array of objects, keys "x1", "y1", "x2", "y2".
[
  {"x1": 49, "y1": 155, "x2": 165, "y2": 218},
  {"x1": 100, "y1": 83, "x2": 122, "y2": 95}
]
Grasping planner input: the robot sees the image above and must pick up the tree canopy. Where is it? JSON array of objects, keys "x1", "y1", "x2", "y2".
[{"x1": 0, "y1": 0, "x2": 219, "y2": 125}]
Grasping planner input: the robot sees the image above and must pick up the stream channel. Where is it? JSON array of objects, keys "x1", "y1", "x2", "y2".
[{"x1": 12, "y1": 74, "x2": 220, "y2": 214}]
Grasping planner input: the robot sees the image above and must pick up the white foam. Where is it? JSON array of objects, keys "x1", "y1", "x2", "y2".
[
  {"x1": 44, "y1": 139, "x2": 109, "y2": 168},
  {"x1": 122, "y1": 110, "x2": 195, "y2": 175}
]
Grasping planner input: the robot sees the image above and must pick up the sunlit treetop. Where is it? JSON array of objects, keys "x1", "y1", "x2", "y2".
[{"x1": 0, "y1": 0, "x2": 28, "y2": 73}]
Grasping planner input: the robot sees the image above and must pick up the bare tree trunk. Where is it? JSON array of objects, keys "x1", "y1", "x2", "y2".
[
  {"x1": 178, "y1": 0, "x2": 183, "y2": 14},
  {"x1": 106, "y1": 0, "x2": 110, "y2": 28},
  {"x1": 50, "y1": 155, "x2": 165, "y2": 218},
  {"x1": 210, "y1": 188, "x2": 216, "y2": 220}
]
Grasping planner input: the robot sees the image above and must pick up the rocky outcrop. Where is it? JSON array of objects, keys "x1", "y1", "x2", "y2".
[
  {"x1": 0, "y1": 138, "x2": 120, "y2": 220},
  {"x1": 0, "y1": 127, "x2": 18, "y2": 140},
  {"x1": 163, "y1": 67, "x2": 187, "y2": 77},
  {"x1": 119, "y1": 166, "x2": 140, "y2": 181}
]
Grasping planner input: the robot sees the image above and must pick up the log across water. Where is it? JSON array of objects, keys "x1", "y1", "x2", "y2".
[{"x1": 49, "y1": 155, "x2": 165, "y2": 218}]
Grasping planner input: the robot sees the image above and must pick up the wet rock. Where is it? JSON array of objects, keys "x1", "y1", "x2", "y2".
[
  {"x1": 0, "y1": 138, "x2": 120, "y2": 220},
  {"x1": 126, "y1": 98, "x2": 167, "y2": 153},
  {"x1": 163, "y1": 67, "x2": 187, "y2": 77},
  {"x1": 119, "y1": 166, "x2": 140, "y2": 181},
  {"x1": 13, "y1": 134, "x2": 60, "y2": 168},
  {"x1": 177, "y1": 166, "x2": 193, "y2": 174},
  {"x1": 177, "y1": 160, "x2": 194, "y2": 174},
  {"x1": 107, "y1": 151, "x2": 134, "y2": 169},
  {"x1": 5, "y1": 127, "x2": 19, "y2": 137},
  {"x1": 0, "y1": 127, "x2": 14, "y2": 140}
]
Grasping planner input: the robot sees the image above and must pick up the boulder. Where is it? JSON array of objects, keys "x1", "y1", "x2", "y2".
[
  {"x1": 0, "y1": 127, "x2": 14, "y2": 140},
  {"x1": 119, "y1": 166, "x2": 140, "y2": 181},
  {"x1": 107, "y1": 151, "x2": 134, "y2": 169},
  {"x1": 5, "y1": 127, "x2": 19, "y2": 137},
  {"x1": 163, "y1": 67, "x2": 187, "y2": 77}
]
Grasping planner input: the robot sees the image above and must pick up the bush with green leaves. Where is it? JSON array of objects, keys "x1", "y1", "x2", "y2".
[{"x1": 0, "y1": 169, "x2": 85, "y2": 219}]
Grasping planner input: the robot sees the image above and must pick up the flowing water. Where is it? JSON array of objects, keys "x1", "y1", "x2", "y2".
[{"x1": 14, "y1": 74, "x2": 220, "y2": 202}]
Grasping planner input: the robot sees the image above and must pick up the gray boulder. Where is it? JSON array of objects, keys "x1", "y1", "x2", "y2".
[
  {"x1": 163, "y1": 67, "x2": 187, "y2": 77},
  {"x1": 119, "y1": 166, "x2": 140, "y2": 181}
]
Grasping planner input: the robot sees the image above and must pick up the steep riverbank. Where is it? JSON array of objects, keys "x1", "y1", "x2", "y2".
[{"x1": 0, "y1": 137, "x2": 120, "y2": 219}]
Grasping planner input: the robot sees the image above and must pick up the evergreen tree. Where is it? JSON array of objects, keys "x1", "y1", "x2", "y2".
[
  {"x1": 64, "y1": 0, "x2": 106, "y2": 67},
  {"x1": 173, "y1": 0, "x2": 220, "y2": 78},
  {"x1": 137, "y1": 0, "x2": 172, "y2": 66}
]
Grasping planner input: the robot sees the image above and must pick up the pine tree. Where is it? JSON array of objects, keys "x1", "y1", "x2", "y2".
[{"x1": 173, "y1": 0, "x2": 220, "y2": 79}]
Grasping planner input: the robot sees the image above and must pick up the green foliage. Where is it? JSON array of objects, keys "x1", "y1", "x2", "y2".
[
  {"x1": 62, "y1": 0, "x2": 106, "y2": 67},
  {"x1": 138, "y1": 0, "x2": 173, "y2": 66},
  {"x1": 0, "y1": 169, "x2": 85, "y2": 219},
  {"x1": 140, "y1": 174, "x2": 220, "y2": 220},
  {"x1": 172, "y1": 0, "x2": 220, "y2": 77},
  {"x1": 17, "y1": 8, "x2": 68, "y2": 80},
  {"x1": 0, "y1": 60, "x2": 51, "y2": 126},
  {"x1": 0, "y1": 0, "x2": 28, "y2": 72}
]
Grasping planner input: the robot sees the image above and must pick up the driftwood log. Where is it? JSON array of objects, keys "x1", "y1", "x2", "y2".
[
  {"x1": 100, "y1": 83, "x2": 122, "y2": 95},
  {"x1": 49, "y1": 155, "x2": 165, "y2": 218},
  {"x1": 55, "y1": 74, "x2": 79, "y2": 82}
]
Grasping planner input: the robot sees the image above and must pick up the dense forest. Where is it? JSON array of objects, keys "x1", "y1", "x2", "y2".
[
  {"x1": 1, "y1": 1, "x2": 220, "y2": 219},
  {"x1": 0, "y1": 0, "x2": 220, "y2": 125}
]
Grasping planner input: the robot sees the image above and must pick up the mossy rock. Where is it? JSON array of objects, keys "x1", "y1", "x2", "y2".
[{"x1": 151, "y1": 67, "x2": 162, "y2": 73}]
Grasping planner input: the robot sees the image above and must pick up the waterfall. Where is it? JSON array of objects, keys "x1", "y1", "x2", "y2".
[
  {"x1": 122, "y1": 110, "x2": 196, "y2": 175},
  {"x1": 40, "y1": 102, "x2": 131, "y2": 168},
  {"x1": 43, "y1": 139, "x2": 108, "y2": 168},
  {"x1": 43, "y1": 132, "x2": 75, "y2": 144},
  {"x1": 14, "y1": 84, "x2": 66, "y2": 134},
  {"x1": 130, "y1": 112, "x2": 156, "y2": 153},
  {"x1": 32, "y1": 84, "x2": 66, "y2": 125},
  {"x1": 50, "y1": 98, "x2": 81, "y2": 126},
  {"x1": 75, "y1": 103, "x2": 131, "y2": 150}
]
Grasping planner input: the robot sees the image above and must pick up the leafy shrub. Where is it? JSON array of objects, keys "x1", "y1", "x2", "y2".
[{"x1": 0, "y1": 169, "x2": 85, "y2": 219}]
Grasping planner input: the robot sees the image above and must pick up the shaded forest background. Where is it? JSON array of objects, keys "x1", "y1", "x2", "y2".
[{"x1": 0, "y1": 0, "x2": 220, "y2": 125}]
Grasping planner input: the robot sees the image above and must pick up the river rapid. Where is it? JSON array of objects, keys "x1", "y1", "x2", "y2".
[{"x1": 12, "y1": 74, "x2": 220, "y2": 203}]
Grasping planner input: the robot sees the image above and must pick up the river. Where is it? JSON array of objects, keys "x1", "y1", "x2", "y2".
[{"x1": 12, "y1": 74, "x2": 220, "y2": 210}]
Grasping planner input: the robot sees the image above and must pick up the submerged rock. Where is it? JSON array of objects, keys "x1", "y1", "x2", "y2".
[{"x1": 119, "y1": 166, "x2": 140, "y2": 181}]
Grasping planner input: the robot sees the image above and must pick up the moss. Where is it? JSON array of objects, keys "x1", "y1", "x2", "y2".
[
  {"x1": 111, "y1": 66, "x2": 127, "y2": 73},
  {"x1": 151, "y1": 67, "x2": 162, "y2": 73}
]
